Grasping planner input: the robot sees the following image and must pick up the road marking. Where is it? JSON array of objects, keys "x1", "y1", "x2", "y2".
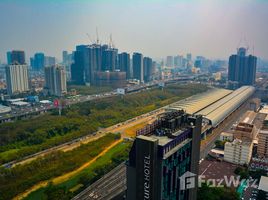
[{"x1": 201, "y1": 163, "x2": 212, "y2": 176}]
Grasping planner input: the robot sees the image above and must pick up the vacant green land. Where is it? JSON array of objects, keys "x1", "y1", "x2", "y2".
[
  {"x1": 24, "y1": 141, "x2": 131, "y2": 200},
  {"x1": 0, "y1": 133, "x2": 120, "y2": 200},
  {"x1": 0, "y1": 83, "x2": 209, "y2": 164}
]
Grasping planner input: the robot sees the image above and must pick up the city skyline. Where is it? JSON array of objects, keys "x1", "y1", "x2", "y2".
[{"x1": 0, "y1": 0, "x2": 268, "y2": 62}]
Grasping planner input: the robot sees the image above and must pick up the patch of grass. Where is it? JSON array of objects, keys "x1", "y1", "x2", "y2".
[
  {"x1": 23, "y1": 142, "x2": 131, "y2": 200},
  {"x1": 0, "y1": 134, "x2": 119, "y2": 200}
]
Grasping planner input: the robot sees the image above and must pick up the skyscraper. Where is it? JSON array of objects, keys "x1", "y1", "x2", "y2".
[
  {"x1": 143, "y1": 56, "x2": 153, "y2": 82},
  {"x1": 88, "y1": 44, "x2": 102, "y2": 84},
  {"x1": 102, "y1": 48, "x2": 117, "y2": 72},
  {"x1": 44, "y1": 65, "x2": 67, "y2": 96},
  {"x1": 132, "y1": 53, "x2": 144, "y2": 82},
  {"x1": 186, "y1": 53, "x2": 192, "y2": 62},
  {"x1": 126, "y1": 110, "x2": 202, "y2": 200},
  {"x1": 228, "y1": 47, "x2": 257, "y2": 86},
  {"x1": 6, "y1": 51, "x2": 12, "y2": 65},
  {"x1": 62, "y1": 51, "x2": 68, "y2": 64},
  {"x1": 174, "y1": 55, "x2": 183, "y2": 68},
  {"x1": 71, "y1": 45, "x2": 88, "y2": 85},
  {"x1": 166, "y1": 56, "x2": 174, "y2": 67},
  {"x1": 5, "y1": 64, "x2": 29, "y2": 95},
  {"x1": 44, "y1": 56, "x2": 56, "y2": 67},
  {"x1": 32, "y1": 53, "x2": 45, "y2": 71},
  {"x1": 118, "y1": 52, "x2": 131, "y2": 79},
  {"x1": 9, "y1": 50, "x2": 26, "y2": 65}
]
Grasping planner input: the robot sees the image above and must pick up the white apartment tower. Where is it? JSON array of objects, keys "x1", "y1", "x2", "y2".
[
  {"x1": 44, "y1": 65, "x2": 67, "y2": 96},
  {"x1": 5, "y1": 64, "x2": 29, "y2": 95}
]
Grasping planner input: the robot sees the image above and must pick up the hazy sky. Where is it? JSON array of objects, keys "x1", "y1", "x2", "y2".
[{"x1": 0, "y1": 0, "x2": 268, "y2": 63}]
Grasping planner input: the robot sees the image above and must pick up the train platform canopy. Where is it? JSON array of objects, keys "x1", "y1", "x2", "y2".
[
  {"x1": 168, "y1": 87, "x2": 232, "y2": 115},
  {"x1": 196, "y1": 86, "x2": 255, "y2": 127},
  {"x1": 168, "y1": 86, "x2": 255, "y2": 128}
]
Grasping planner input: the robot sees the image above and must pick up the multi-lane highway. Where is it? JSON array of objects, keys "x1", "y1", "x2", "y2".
[{"x1": 72, "y1": 163, "x2": 126, "y2": 200}]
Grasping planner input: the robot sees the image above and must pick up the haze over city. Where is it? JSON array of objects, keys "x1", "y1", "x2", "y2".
[
  {"x1": 1, "y1": 1, "x2": 268, "y2": 200},
  {"x1": 0, "y1": 0, "x2": 268, "y2": 62}
]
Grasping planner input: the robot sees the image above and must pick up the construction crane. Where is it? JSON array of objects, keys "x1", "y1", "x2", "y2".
[
  {"x1": 109, "y1": 33, "x2": 116, "y2": 49},
  {"x1": 86, "y1": 33, "x2": 94, "y2": 44},
  {"x1": 96, "y1": 27, "x2": 100, "y2": 44}
]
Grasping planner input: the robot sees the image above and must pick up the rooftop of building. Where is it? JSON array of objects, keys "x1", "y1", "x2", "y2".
[
  {"x1": 145, "y1": 128, "x2": 189, "y2": 146},
  {"x1": 168, "y1": 87, "x2": 232, "y2": 115},
  {"x1": 169, "y1": 86, "x2": 255, "y2": 127},
  {"x1": 136, "y1": 110, "x2": 196, "y2": 158},
  {"x1": 197, "y1": 86, "x2": 255, "y2": 127},
  {"x1": 259, "y1": 105, "x2": 268, "y2": 115},
  {"x1": 258, "y1": 176, "x2": 268, "y2": 192},
  {"x1": 221, "y1": 132, "x2": 233, "y2": 137},
  {"x1": 226, "y1": 138, "x2": 252, "y2": 147},
  {"x1": 240, "y1": 111, "x2": 257, "y2": 125}
]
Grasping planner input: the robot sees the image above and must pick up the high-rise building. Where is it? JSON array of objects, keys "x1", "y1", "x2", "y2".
[
  {"x1": 126, "y1": 110, "x2": 202, "y2": 200},
  {"x1": 186, "y1": 53, "x2": 192, "y2": 62},
  {"x1": 6, "y1": 51, "x2": 12, "y2": 65},
  {"x1": 62, "y1": 51, "x2": 68, "y2": 64},
  {"x1": 44, "y1": 65, "x2": 67, "y2": 96},
  {"x1": 31, "y1": 53, "x2": 45, "y2": 71},
  {"x1": 174, "y1": 55, "x2": 183, "y2": 68},
  {"x1": 86, "y1": 44, "x2": 104, "y2": 85},
  {"x1": 71, "y1": 45, "x2": 88, "y2": 85},
  {"x1": 5, "y1": 64, "x2": 29, "y2": 95},
  {"x1": 62, "y1": 51, "x2": 74, "y2": 81},
  {"x1": 166, "y1": 56, "x2": 174, "y2": 67},
  {"x1": 228, "y1": 47, "x2": 257, "y2": 86},
  {"x1": 102, "y1": 48, "x2": 117, "y2": 72},
  {"x1": 72, "y1": 44, "x2": 110, "y2": 85},
  {"x1": 8, "y1": 50, "x2": 26, "y2": 65},
  {"x1": 132, "y1": 53, "x2": 144, "y2": 82},
  {"x1": 101, "y1": 44, "x2": 109, "y2": 70},
  {"x1": 143, "y1": 57, "x2": 153, "y2": 82},
  {"x1": 44, "y1": 56, "x2": 56, "y2": 67},
  {"x1": 257, "y1": 116, "x2": 268, "y2": 158},
  {"x1": 118, "y1": 52, "x2": 131, "y2": 79}
]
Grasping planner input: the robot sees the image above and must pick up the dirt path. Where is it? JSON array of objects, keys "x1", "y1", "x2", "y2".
[{"x1": 13, "y1": 139, "x2": 123, "y2": 200}]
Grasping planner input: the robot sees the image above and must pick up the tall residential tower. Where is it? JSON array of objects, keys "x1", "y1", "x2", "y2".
[
  {"x1": 5, "y1": 64, "x2": 29, "y2": 95},
  {"x1": 228, "y1": 47, "x2": 257, "y2": 87},
  {"x1": 44, "y1": 65, "x2": 67, "y2": 96}
]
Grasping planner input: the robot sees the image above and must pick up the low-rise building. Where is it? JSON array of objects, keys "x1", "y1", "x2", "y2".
[
  {"x1": 220, "y1": 132, "x2": 233, "y2": 141},
  {"x1": 233, "y1": 111, "x2": 258, "y2": 141},
  {"x1": 258, "y1": 176, "x2": 268, "y2": 196},
  {"x1": 224, "y1": 139, "x2": 253, "y2": 165},
  {"x1": 250, "y1": 157, "x2": 268, "y2": 171}
]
